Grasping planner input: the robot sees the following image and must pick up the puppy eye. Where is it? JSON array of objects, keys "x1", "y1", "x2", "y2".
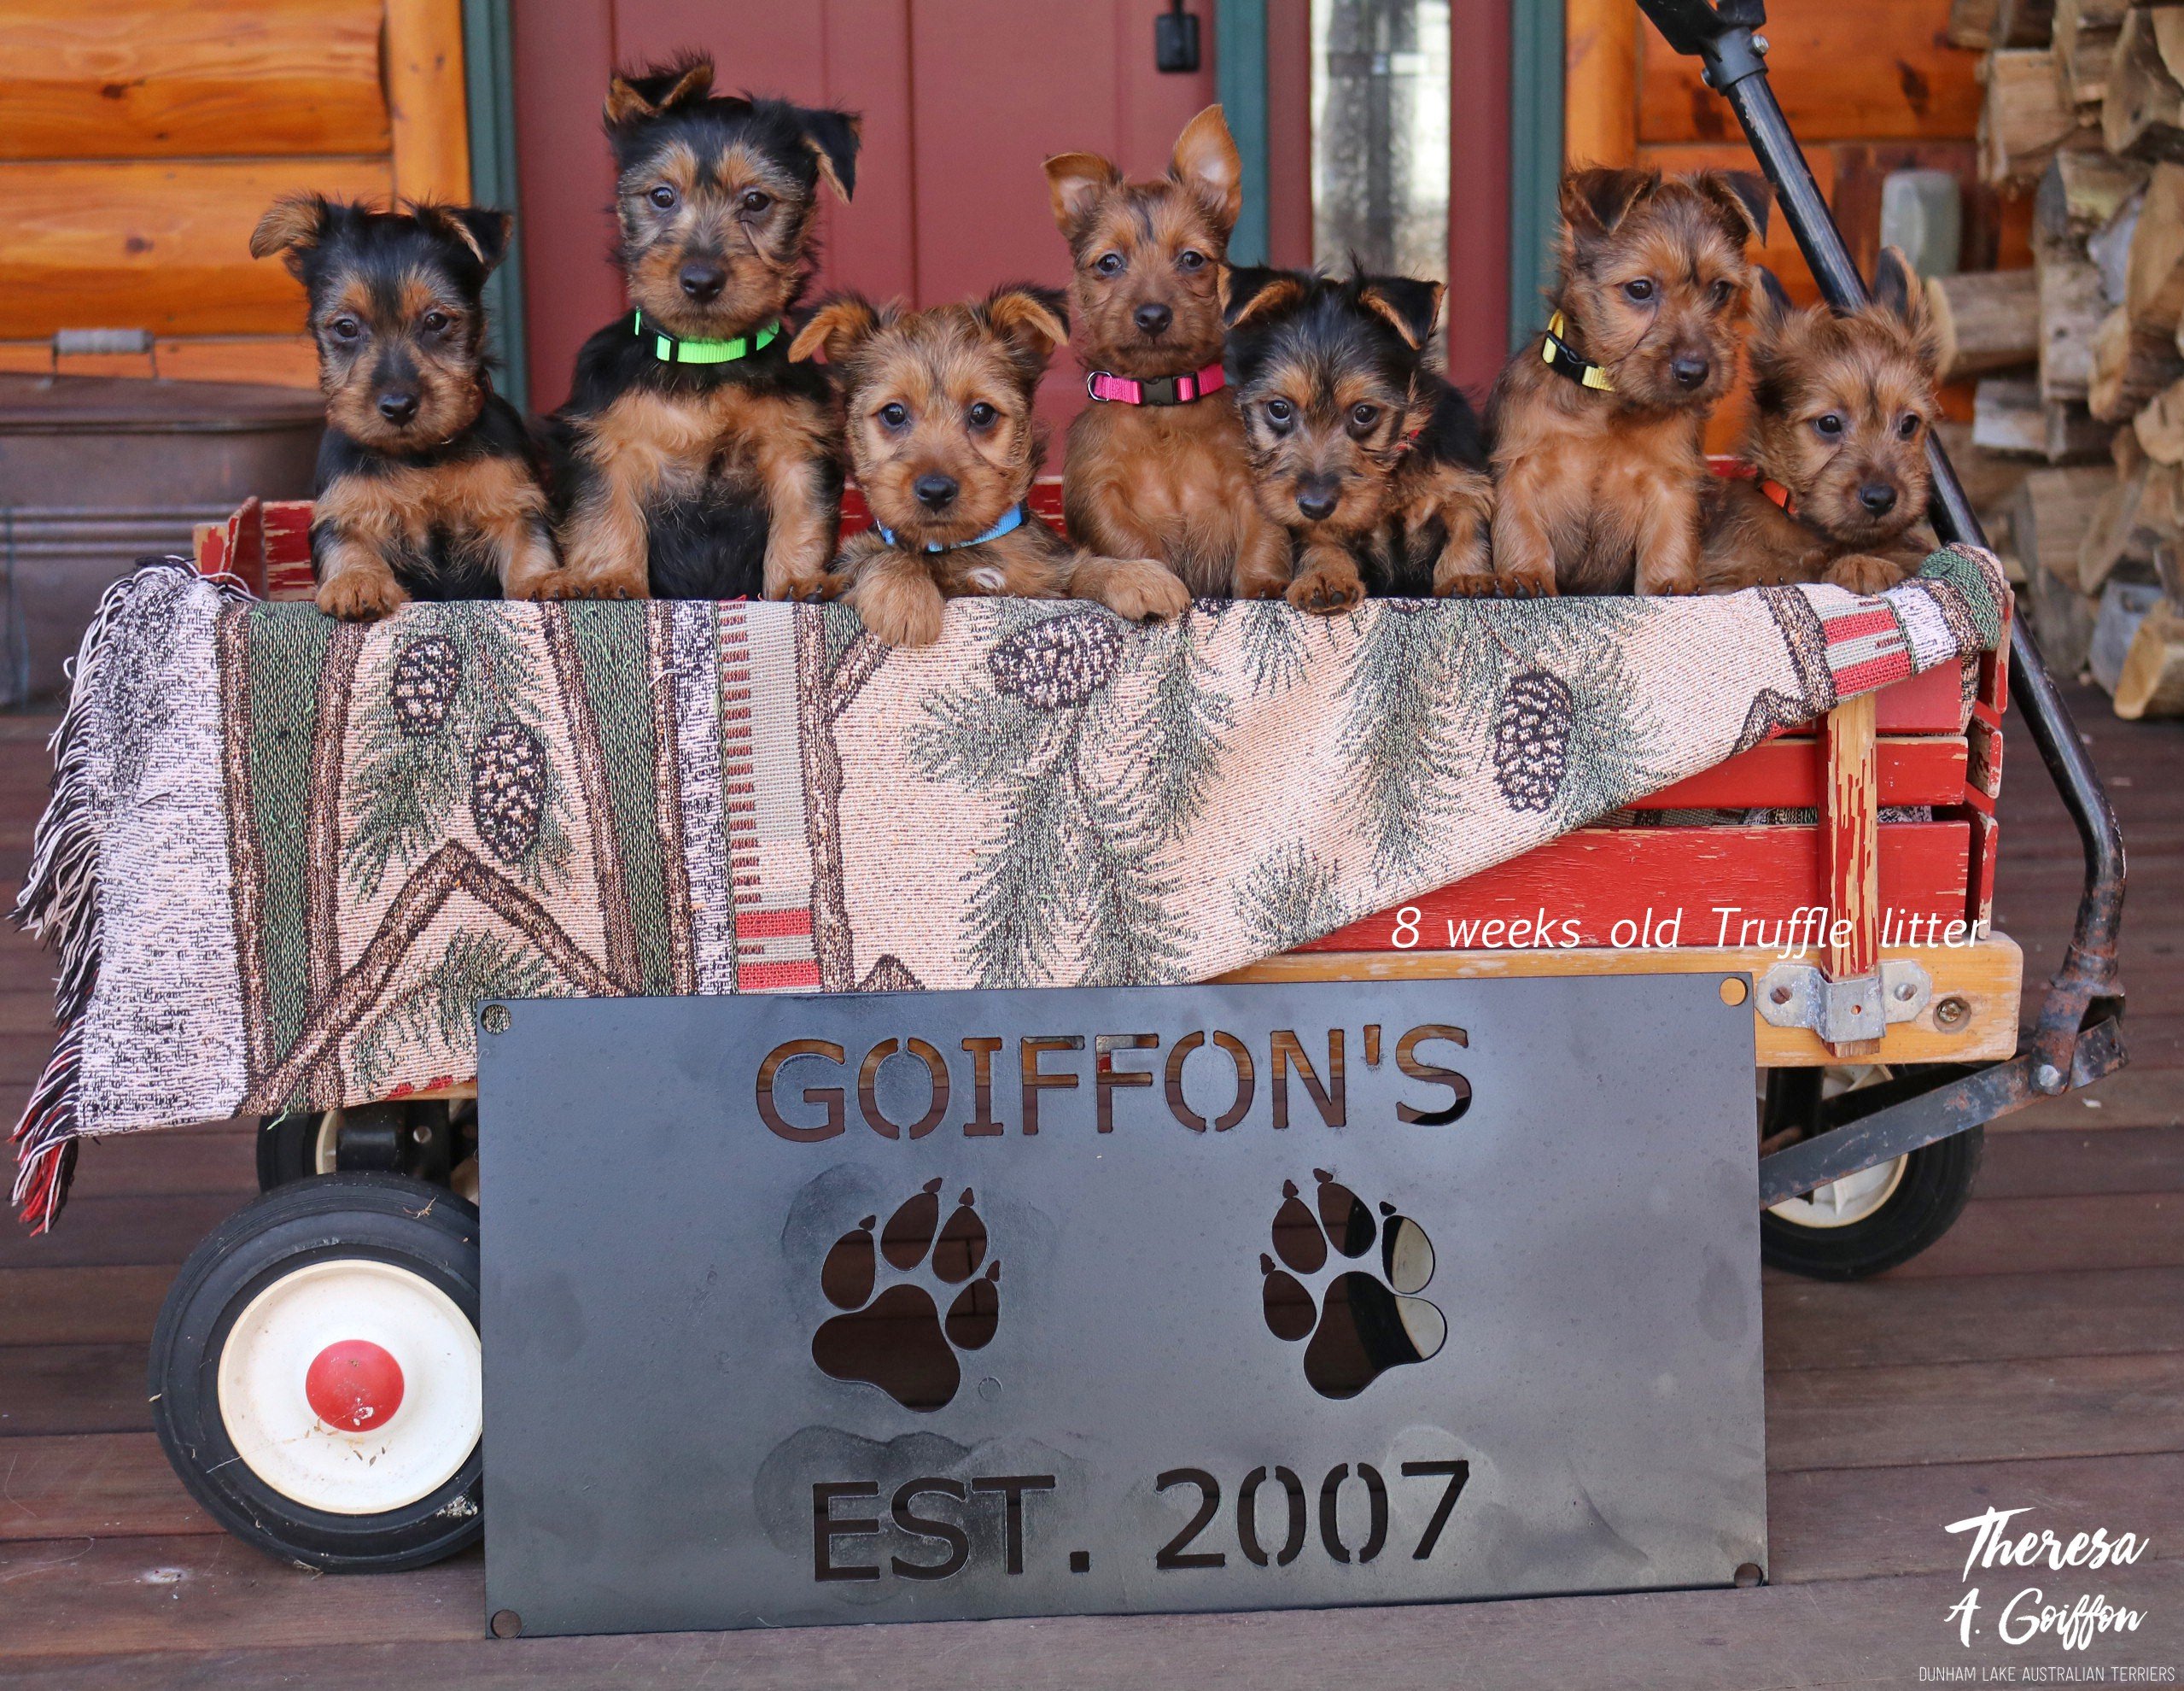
[
  {"x1": 1624, "y1": 278, "x2": 1656, "y2": 302},
  {"x1": 1177, "y1": 249, "x2": 1206, "y2": 272},
  {"x1": 1897, "y1": 413, "x2": 1920, "y2": 440},
  {"x1": 647, "y1": 184, "x2": 677, "y2": 210},
  {"x1": 1095, "y1": 252, "x2": 1125, "y2": 278},
  {"x1": 420, "y1": 310, "x2": 451, "y2": 335},
  {"x1": 879, "y1": 402, "x2": 909, "y2": 430},
  {"x1": 1710, "y1": 278, "x2": 1735, "y2": 306},
  {"x1": 739, "y1": 190, "x2": 771, "y2": 214},
  {"x1": 330, "y1": 316, "x2": 362, "y2": 343},
  {"x1": 1264, "y1": 398, "x2": 1294, "y2": 431},
  {"x1": 1815, "y1": 413, "x2": 1844, "y2": 438},
  {"x1": 967, "y1": 401, "x2": 998, "y2": 429},
  {"x1": 1350, "y1": 403, "x2": 1380, "y2": 430}
]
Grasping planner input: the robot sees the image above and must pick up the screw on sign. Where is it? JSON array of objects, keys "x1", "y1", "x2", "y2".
[{"x1": 305, "y1": 1338, "x2": 406, "y2": 1432}]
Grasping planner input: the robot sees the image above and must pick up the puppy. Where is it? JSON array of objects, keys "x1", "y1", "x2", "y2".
[
  {"x1": 1482, "y1": 166, "x2": 1768, "y2": 597},
  {"x1": 1046, "y1": 106, "x2": 1293, "y2": 599},
  {"x1": 790, "y1": 285, "x2": 1191, "y2": 647},
  {"x1": 1700, "y1": 249, "x2": 1940, "y2": 594},
  {"x1": 549, "y1": 55, "x2": 858, "y2": 601},
  {"x1": 1222, "y1": 267, "x2": 1492, "y2": 611},
  {"x1": 251, "y1": 196, "x2": 554, "y2": 620}
]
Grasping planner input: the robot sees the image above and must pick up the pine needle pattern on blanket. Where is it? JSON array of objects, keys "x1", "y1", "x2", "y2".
[{"x1": 10, "y1": 548, "x2": 2006, "y2": 1228}]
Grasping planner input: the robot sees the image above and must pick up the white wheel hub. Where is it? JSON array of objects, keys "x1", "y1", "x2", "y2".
[
  {"x1": 1769, "y1": 1155, "x2": 1907, "y2": 1229},
  {"x1": 216, "y1": 1257, "x2": 481, "y2": 1515}
]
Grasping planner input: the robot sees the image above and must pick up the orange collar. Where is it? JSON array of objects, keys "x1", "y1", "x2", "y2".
[{"x1": 1759, "y1": 477, "x2": 1797, "y2": 516}]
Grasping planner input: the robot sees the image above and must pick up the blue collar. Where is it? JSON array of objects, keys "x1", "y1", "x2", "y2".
[{"x1": 874, "y1": 503, "x2": 1028, "y2": 553}]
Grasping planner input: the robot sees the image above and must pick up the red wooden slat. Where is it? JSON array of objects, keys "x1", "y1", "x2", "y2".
[
  {"x1": 1638, "y1": 735, "x2": 1967, "y2": 809},
  {"x1": 1302, "y1": 821, "x2": 1974, "y2": 952}
]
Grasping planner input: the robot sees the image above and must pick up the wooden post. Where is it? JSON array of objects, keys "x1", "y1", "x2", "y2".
[
  {"x1": 386, "y1": 0, "x2": 471, "y2": 204},
  {"x1": 1564, "y1": 0, "x2": 1638, "y2": 167},
  {"x1": 1821, "y1": 694, "x2": 1883, "y2": 1059}
]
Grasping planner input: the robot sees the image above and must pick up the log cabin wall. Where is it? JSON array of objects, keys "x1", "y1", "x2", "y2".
[
  {"x1": 1562, "y1": 0, "x2": 2026, "y2": 448},
  {"x1": 0, "y1": 0, "x2": 472, "y2": 389}
]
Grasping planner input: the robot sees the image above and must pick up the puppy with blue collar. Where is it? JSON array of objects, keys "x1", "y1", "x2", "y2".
[{"x1": 790, "y1": 284, "x2": 1190, "y2": 647}]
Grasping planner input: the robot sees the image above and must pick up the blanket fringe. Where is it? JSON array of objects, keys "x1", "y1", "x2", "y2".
[{"x1": 11, "y1": 559, "x2": 254, "y2": 1232}]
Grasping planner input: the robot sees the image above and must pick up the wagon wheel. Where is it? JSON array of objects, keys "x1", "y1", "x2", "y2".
[
  {"x1": 1758, "y1": 1066, "x2": 1984, "y2": 1281},
  {"x1": 257, "y1": 1102, "x2": 466, "y2": 1195},
  {"x1": 149, "y1": 1173, "x2": 483, "y2": 1571}
]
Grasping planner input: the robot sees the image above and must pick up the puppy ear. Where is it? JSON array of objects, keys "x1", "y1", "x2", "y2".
[
  {"x1": 249, "y1": 194, "x2": 333, "y2": 266},
  {"x1": 1223, "y1": 265, "x2": 1306, "y2": 329},
  {"x1": 1751, "y1": 265, "x2": 1794, "y2": 328},
  {"x1": 413, "y1": 203, "x2": 513, "y2": 274},
  {"x1": 1169, "y1": 104, "x2": 1241, "y2": 233},
  {"x1": 1561, "y1": 165, "x2": 1657, "y2": 236},
  {"x1": 1871, "y1": 244, "x2": 1943, "y2": 372},
  {"x1": 606, "y1": 55, "x2": 714, "y2": 127},
  {"x1": 984, "y1": 284, "x2": 1072, "y2": 360},
  {"x1": 1357, "y1": 274, "x2": 1444, "y2": 349},
  {"x1": 796, "y1": 105, "x2": 862, "y2": 203},
  {"x1": 1045, "y1": 150, "x2": 1123, "y2": 237},
  {"x1": 788, "y1": 294, "x2": 882, "y2": 365},
  {"x1": 1704, "y1": 170, "x2": 1772, "y2": 245}
]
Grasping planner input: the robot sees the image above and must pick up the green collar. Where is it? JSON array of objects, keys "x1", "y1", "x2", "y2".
[{"x1": 634, "y1": 312, "x2": 780, "y2": 366}]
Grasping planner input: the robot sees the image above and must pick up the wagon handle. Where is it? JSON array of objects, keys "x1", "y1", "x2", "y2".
[{"x1": 1633, "y1": 0, "x2": 2127, "y2": 1097}]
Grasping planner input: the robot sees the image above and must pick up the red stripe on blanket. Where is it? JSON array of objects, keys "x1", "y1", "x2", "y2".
[
  {"x1": 1832, "y1": 653, "x2": 1915, "y2": 693},
  {"x1": 740, "y1": 959, "x2": 822, "y2": 990},
  {"x1": 1821, "y1": 608, "x2": 1900, "y2": 642},
  {"x1": 739, "y1": 908, "x2": 815, "y2": 939}
]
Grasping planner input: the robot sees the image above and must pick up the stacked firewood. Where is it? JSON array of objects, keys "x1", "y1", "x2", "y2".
[{"x1": 1942, "y1": 0, "x2": 2184, "y2": 717}]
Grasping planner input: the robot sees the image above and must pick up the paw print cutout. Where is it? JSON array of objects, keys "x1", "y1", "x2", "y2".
[
  {"x1": 1261, "y1": 1169, "x2": 1445, "y2": 1400},
  {"x1": 812, "y1": 1179, "x2": 1000, "y2": 1412}
]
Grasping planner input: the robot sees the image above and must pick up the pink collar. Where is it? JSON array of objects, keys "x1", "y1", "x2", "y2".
[{"x1": 1085, "y1": 362, "x2": 1226, "y2": 406}]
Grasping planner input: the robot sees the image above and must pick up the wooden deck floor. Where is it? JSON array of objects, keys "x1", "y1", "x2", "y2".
[{"x1": 0, "y1": 685, "x2": 2179, "y2": 1688}]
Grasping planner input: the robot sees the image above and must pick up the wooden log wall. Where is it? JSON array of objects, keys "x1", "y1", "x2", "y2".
[{"x1": 0, "y1": 0, "x2": 470, "y2": 388}]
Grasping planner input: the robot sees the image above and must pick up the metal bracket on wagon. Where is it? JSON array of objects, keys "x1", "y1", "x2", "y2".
[{"x1": 1755, "y1": 959, "x2": 1932, "y2": 1044}]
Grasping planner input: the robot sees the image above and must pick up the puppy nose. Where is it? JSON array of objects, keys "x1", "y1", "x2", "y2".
[
  {"x1": 914, "y1": 474, "x2": 959, "y2": 511},
  {"x1": 679, "y1": 262, "x2": 727, "y2": 302},
  {"x1": 1134, "y1": 302, "x2": 1172, "y2": 336},
  {"x1": 1670, "y1": 354, "x2": 1711, "y2": 389},
  {"x1": 377, "y1": 392, "x2": 419, "y2": 425},
  {"x1": 1296, "y1": 483, "x2": 1340, "y2": 522},
  {"x1": 1860, "y1": 483, "x2": 1899, "y2": 516}
]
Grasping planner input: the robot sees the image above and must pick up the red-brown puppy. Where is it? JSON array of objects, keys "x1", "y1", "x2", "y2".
[
  {"x1": 1701, "y1": 250, "x2": 1940, "y2": 594},
  {"x1": 791, "y1": 285, "x2": 1190, "y2": 647},
  {"x1": 1480, "y1": 166, "x2": 1768, "y2": 597},
  {"x1": 1046, "y1": 106, "x2": 1292, "y2": 599}
]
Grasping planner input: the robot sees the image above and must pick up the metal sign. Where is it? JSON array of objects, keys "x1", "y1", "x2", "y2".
[{"x1": 478, "y1": 976, "x2": 1765, "y2": 1638}]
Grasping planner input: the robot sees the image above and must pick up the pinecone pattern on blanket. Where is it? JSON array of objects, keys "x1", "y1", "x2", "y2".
[{"x1": 9, "y1": 547, "x2": 2007, "y2": 1228}]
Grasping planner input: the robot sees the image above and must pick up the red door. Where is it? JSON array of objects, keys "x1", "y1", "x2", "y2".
[{"x1": 512, "y1": 0, "x2": 1219, "y2": 420}]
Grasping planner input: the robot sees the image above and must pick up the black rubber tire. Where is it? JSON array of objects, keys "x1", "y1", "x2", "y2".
[
  {"x1": 1760, "y1": 1126, "x2": 1984, "y2": 1280},
  {"x1": 254, "y1": 1113, "x2": 333, "y2": 1191},
  {"x1": 148, "y1": 1173, "x2": 483, "y2": 1571}
]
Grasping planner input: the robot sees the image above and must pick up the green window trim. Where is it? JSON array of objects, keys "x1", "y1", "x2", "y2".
[
  {"x1": 464, "y1": 0, "x2": 530, "y2": 413},
  {"x1": 1507, "y1": 1, "x2": 1564, "y2": 352}
]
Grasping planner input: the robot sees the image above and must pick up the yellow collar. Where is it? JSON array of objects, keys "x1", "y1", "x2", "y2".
[{"x1": 1543, "y1": 312, "x2": 1615, "y2": 392}]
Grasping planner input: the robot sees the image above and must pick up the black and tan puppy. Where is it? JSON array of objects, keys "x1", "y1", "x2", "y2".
[
  {"x1": 1482, "y1": 166, "x2": 1768, "y2": 597},
  {"x1": 1046, "y1": 106, "x2": 1292, "y2": 599},
  {"x1": 790, "y1": 285, "x2": 1190, "y2": 647},
  {"x1": 1701, "y1": 250, "x2": 1940, "y2": 595},
  {"x1": 250, "y1": 196, "x2": 554, "y2": 620},
  {"x1": 550, "y1": 55, "x2": 859, "y2": 600},
  {"x1": 1222, "y1": 266, "x2": 1492, "y2": 611}
]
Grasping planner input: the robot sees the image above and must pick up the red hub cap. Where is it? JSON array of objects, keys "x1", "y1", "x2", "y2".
[{"x1": 304, "y1": 1339, "x2": 405, "y2": 1432}]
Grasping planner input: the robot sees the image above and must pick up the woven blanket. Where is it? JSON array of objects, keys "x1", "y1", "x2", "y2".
[{"x1": 10, "y1": 551, "x2": 2006, "y2": 1228}]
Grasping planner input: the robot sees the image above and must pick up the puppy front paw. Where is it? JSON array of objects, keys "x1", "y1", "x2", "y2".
[
  {"x1": 547, "y1": 559, "x2": 648, "y2": 600},
  {"x1": 770, "y1": 571, "x2": 843, "y2": 604},
  {"x1": 1828, "y1": 553, "x2": 1907, "y2": 596},
  {"x1": 1490, "y1": 564, "x2": 1559, "y2": 600},
  {"x1": 849, "y1": 577, "x2": 947, "y2": 647},
  {"x1": 1286, "y1": 561, "x2": 1366, "y2": 616},
  {"x1": 317, "y1": 569, "x2": 410, "y2": 622},
  {"x1": 1100, "y1": 559, "x2": 1191, "y2": 623}
]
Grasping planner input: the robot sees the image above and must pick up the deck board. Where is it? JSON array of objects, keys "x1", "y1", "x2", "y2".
[{"x1": 0, "y1": 681, "x2": 2175, "y2": 1683}]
